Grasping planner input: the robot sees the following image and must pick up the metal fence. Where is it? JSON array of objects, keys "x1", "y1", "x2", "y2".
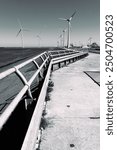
[{"x1": 21, "y1": 51, "x2": 88, "y2": 150}]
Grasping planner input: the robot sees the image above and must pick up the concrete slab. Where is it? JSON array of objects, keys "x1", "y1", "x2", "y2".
[{"x1": 40, "y1": 53, "x2": 100, "y2": 150}]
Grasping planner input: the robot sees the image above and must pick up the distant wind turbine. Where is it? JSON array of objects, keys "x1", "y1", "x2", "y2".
[
  {"x1": 59, "y1": 10, "x2": 77, "y2": 48},
  {"x1": 62, "y1": 29, "x2": 67, "y2": 47},
  {"x1": 57, "y1": 41, "x2": 59, "y2": 47},
  {"x1": 88, "y1": 37, "x2": 92, "y2": 45},
  {"x1": 16, "y1": 18, "x2": 29, "y2": 48},
  {"x1": 59, "y1": 34, "x2": 63, "y2": 47}
]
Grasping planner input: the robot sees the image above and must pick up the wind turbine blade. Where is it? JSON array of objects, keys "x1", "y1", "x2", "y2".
[
  {"x1": 37, "y1": 35, "x2": 41, "y2": 39},
  {"x1": 59, "y1": 34, "x2": 63, "y2": 38},
  {"x1": 69, "y1": 10, "x2": 77, "y2": 21},
  {"x1": 16, "y1": 29, "x2": 21, "y2": 37},
  {"x1": 58, "y1": 18, "x2": 67, "y2": 21},
  {"x1": 23, "y1": 29, "x2": 30, "y2": 31},
  {"x1": 17, "y1": 18, "x2": 23, "y2": 29}
]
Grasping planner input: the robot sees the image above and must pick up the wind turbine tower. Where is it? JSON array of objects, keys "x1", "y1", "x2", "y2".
[
  {"x1": 59, "y1": 10, "x2": 77, "y2": 48},
  {"x1": 59, "y1": 34, "x2": 63, "y2": 47},
  {"x1": 62, "y1": 29, "x2": 67, "y2": 47},
  {"x1": 57, "y1": 41, "x2": 59, "y2": 47},
  {"x1": 16, "y1": 18, "x2": 29, "y2": 48}
]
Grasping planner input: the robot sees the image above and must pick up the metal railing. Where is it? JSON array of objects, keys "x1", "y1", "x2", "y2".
[
  {"x1": 0, "y1": 51, "x2": 50, "y2": 130},
  {"x1": 21, "y1": 51, "x2": 88, "y2": 150},
  {"x1": 0, "y1": 49, "x2": 80, "y2": 129},
  {"x1": 51, "y1": 52, "x2": 88, "y2": 71},
  {"x1": 48, "y1": 49, "x2": 79, "y2": 59}
]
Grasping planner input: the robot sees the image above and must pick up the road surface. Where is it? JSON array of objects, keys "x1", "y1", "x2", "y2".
[{"x1": 40, "y1": 53, "x2": 100, "y2": 150}]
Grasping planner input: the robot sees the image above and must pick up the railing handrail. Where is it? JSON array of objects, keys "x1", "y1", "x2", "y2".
[
  {"x1": 48, "y1": 50, "x2": 67, "y2": 53},
  {"x1": 52, "y1": 52, "x2": 86, "y2": 62},
  {"x1": 48, "y1": 50, "x2": 79, "y2": 58},
  {"x1": 0, "y1": 52, "x2": 47, "y2": 80},
  {"x1": 50, "y1": 51, "x2": 79, "y2": 57},
  {"x1": 48, "y1": 49, "x2": 76, "y2": 54}
]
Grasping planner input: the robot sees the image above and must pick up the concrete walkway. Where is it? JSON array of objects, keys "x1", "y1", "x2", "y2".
[{"x1": 40, "y1": 53, "x2": 100, "y2": 150}]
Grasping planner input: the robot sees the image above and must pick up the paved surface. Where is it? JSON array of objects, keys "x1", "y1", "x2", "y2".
[{"x1": 40, "y1": 53, "x2": 100, "y2": 150}]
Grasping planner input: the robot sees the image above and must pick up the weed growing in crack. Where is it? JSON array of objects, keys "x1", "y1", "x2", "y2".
[
  {"x1": 45, "y1": 80, "x2": 54, "y2": 102},
  {"x1": 40, "y1": 117, "x2": 53, "y2": 130}
]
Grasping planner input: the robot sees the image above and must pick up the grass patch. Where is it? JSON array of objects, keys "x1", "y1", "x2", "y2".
[
  {"x1": 40, "y1": 117, "x2": 54, "y2": 130},
  {"x1": 47, "y1": 80, "x2": 54, "y2": 93},
  {"x1": 42, "y1": 109, "x2": 47, "y2": 116},
  {"x1": 40, "y1": 117, "x2": 49, "y2": 130},
  {"x1": 45, "y1": 94, "x2": 51, "y2": 102},
  {"x1": 45, "y1": 80, "x2": 54, "y2": 102},
  {"x1": 48, "y1": 80, "x2": 54, "y2": 87}
]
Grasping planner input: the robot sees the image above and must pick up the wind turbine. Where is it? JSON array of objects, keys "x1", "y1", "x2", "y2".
[
  {"x1": 59, "y1": 10, "x2": 77, "y2": 48},
  {"x1": 62, "y1": 29, "x2": 67, "y2": 47},
  {"x1": 36, "y1": 34, "x2": 41, "y2": 47},
  {"x1": 16, "y1": 18, "x2": 29, "y2": 48},
  {"x1": 59, "y1": 34, "x2": 63, "y2": 47},
  {"x1": 57, "y1": 41, "x2": 59, "y2": 47},
  {"x1": 88, "y1": 37, "x2": 92, "y2": 46}
]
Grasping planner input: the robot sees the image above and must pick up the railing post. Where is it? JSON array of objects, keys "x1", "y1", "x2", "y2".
[
  {"x1": 64, "y1": 60, "x2": 66, "y2": 66},
  {"x1": 58, "y1": 62, "x2": 61, "y2": 68},
  {"x1": 14, "y1": 67, "x2": 33, "y2": 109},
  {"x1": 51, "y1": 64, "x2": 53, "y2": 71}
]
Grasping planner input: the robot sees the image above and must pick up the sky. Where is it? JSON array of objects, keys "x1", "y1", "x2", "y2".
[{"x1": 0, "y1": 0, "x2": 100, "y2": 47}]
